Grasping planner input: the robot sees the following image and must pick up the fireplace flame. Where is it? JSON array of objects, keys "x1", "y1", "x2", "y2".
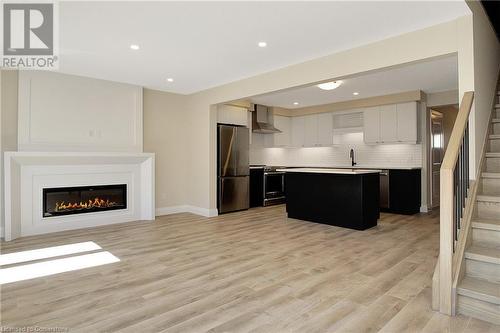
[{"x1": 55, "y1": 198, "x2": 119, "y2": 212}]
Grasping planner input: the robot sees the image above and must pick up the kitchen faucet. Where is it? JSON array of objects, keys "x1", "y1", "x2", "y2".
[{"x1": 349, "y1": 148, "x2": 357, "y2": 167}]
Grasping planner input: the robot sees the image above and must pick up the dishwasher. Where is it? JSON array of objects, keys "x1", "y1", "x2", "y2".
[{"x1": 379, "y1": 170, "x2": 390, "y2": 209}]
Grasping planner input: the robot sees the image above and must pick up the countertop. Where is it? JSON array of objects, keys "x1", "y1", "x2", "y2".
[
  {"x1": 276, "y1": 168, "x2": 381, "y2": 175},
  {"x1": 251, "y1": 165, "x2": 421, "y2": 170}
]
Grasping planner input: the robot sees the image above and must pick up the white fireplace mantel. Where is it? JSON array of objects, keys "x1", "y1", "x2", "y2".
[{"x1": 3, "y1": 152, "x2": 155, "y2": 241}]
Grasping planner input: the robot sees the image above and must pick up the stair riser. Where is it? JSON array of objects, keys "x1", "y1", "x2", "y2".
[
  {"x1": 458, "y1": 295, "x2": 500, "y2": 325},
  {"x1": 472, "y1": 228, "x2": 500, "y2": 247},
  {"x1": 491, "y1": 123, "x2": 500, "y2": 134},
  {"x1": 481, "y1": 177, "x2": 500, "y2": 195},
  {"x1": 477, "y1": 201, "x2": 500, "y2": 219},
  {"x1": 465, "y1": 259, "x2": 500, "y2": 283},
  {"x1": 486, "y1": 157, "x2": 500, "y2": 173},
  {"x1": 491, "y1": 139, "x2": 500, "y2": 152},
  {"x1": 494, "y1": 122, "x2": 500, "y2": 135}
]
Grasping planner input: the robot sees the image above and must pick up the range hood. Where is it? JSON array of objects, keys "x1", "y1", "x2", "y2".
[{"x1": 252, "y1": 104, "x2": 282, "y2": 134}]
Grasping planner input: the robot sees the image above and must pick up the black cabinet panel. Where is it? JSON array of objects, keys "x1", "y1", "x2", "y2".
[
  {"x1": 388, "y1": 169, "x2": 421, "y2": 215},
  {"x1": 285, "y1": 172, "x2": 379, "y2": 230},
  {"x1": 250, "y1": 168, "x2": 264, "y2": 207}
]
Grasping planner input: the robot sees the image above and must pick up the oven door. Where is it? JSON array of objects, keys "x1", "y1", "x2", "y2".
[{"x1": 264, "y1": 172, "x2": 285, "y2": 205}]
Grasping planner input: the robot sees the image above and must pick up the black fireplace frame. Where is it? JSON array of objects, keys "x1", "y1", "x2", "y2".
[{"x1": 43, "y1": 184, "x2": 127, "y2": 218}]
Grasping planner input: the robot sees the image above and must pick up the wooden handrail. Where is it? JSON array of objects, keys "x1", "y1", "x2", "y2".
[
  {"x1": 441, "y1": 92, "x2": 474, "y2": 170},
  {"x1": 438, "y1": 91, "x2": 474, "y2": 315}
]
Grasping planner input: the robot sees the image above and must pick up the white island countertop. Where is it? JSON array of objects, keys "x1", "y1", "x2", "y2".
[{"x1": 276, "y1": 168, "x2": 381, "y2": 175}]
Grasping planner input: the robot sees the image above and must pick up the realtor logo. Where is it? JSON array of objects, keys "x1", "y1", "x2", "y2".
[{"x1": 2, "y1": 1, "x2": 58, "y2": 69}]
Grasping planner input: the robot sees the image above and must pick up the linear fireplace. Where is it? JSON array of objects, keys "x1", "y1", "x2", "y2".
[{"x1": 43, "y1": 184, "x2": 127, "y2": 218}]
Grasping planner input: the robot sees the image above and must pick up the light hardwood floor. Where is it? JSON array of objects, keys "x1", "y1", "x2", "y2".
[{"x1": 1, "y1": 206, "x2": 499, "y2": 332}]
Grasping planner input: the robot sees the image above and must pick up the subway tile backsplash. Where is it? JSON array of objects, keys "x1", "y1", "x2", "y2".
[{"x1": 250, "y1": 133, "x2": 422, "y2": 168}]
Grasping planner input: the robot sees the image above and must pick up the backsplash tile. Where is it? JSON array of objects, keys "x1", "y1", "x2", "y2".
[{"x1": 250, "y1": 133, "x2": 422, "y2": 168}]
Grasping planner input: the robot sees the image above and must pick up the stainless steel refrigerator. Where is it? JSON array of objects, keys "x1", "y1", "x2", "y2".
[{"x1": 217, "y1": 124, "x2": 249, "y2": 213}]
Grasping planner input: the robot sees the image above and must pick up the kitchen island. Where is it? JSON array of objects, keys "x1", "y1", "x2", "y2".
[{"x1": 277, "y1": 168, "x2": 380, "y2": 230}]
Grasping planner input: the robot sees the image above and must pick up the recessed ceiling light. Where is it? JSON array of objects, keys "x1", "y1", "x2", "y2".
[
  {"x1": 130, "y1": 44, "x2": 140, "y2": 50},
  {"x1": 166, "y1": 78, "x2": 174, "y2": 82},
  {"x1": 353, "y1": 92, "x2": 359, "y2": 96},
  {"x1": 317, "y1": 81, "x2": 343, "y2": 91},
  {"x1": 293, "y1": 102, "x2": 299, "y2": 105},
  {"x1": 258, "y1": 41, "x2": 267, "y2": 48}
]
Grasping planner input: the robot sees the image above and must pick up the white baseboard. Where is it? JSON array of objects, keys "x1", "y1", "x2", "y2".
[{"x1": 156, "y1": 205, "x2": 218, "y2": 218}]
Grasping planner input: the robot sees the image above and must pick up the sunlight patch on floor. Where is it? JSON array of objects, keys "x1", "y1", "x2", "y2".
[
  {"x1": 0, "y1": 241, "x2": 102, "y2": 266},
  {"x1": 0, "y1": 251, "x2": 120, "y2": 284}
]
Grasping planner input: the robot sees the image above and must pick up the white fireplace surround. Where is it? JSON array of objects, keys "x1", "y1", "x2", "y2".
[{"x1": 3, "y1": 152, "x2": 155, "y2": 241}]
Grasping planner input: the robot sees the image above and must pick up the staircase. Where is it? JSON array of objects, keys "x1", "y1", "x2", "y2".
[{"x1": 456, "y1": 94, "x2": 500, "y2": 324}]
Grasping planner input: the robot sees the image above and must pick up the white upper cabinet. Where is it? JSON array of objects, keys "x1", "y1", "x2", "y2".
[
  {"x1": 273, "y1": 116, "x2": 292, "y2": 146},
  {"x1": 289, "y1": 113, "x2": 334, "y2": 147},
  {"x1": 291, "y1": 116, "x2": 306, "y2": 147},
  {"x1": 396, "y1": 102, "x2": 418, "y2": 143},
  {"x1": 303, "y1": 115, "x2": 318, "y2": 147},
  {"x1": 363, "y1": 102, "x2": 418, "y2": 144},
  {"x1": 217, "y1": 105, "x2": 248, "y2": 127},
  {"x1": 379, "y1": 104, "x2": 398, "y2": 143},
  {"x1": 317, "y1": 113, "x2": 334, "y2": 146},
  {"x1": 363, "y1": 106, "x2": 381, "y2": 144}
]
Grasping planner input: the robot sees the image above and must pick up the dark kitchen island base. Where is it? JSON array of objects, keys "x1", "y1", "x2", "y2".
[{"x1": 284, "y1": 171, "x2": 380, "y2": 230}]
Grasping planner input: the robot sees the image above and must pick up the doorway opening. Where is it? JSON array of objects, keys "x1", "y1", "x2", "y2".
[{"x1": 429, "y1": 104, "x2": 459, "y2": 208}]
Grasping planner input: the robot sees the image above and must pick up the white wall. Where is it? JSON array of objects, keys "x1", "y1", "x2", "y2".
[
  {"x1": 17, "y1": 71, "x2": 143, "y2": 152},
  {"x1": 427, "y1": 90, "x2": 459, "y2": 107},
  {"x1": 1, "y1": 70, "x2": 19, "y2": 238},
  {"x1": 143, "y1": 88, "x2": 189, "y2": 211},
  {"x1": 467, "y1": 1, "x2": 500, "y2": 173}
]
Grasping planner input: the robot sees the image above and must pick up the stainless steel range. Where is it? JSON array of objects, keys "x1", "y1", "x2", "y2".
[{"x1": 263, "y1": 166, "x2": 286, "y2": 206}]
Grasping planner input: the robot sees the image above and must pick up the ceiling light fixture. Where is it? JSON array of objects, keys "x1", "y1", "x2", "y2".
[
  {"x1": 258, "y1": 41, "x2": 267, "y2": 48},
  {"x1": 293, "y1": 102, "x2": 299, "y2": 105},
  {"x1": 353, "y1": 92, "x2": 359, "y2": 96},
  {"x1": 317, "y1": 81, "x2": 343, "y2": 91},
  {"x1": 166, "y1": 78, "x2": 174, "y2": 82},
  {"x1": 130, "y1": 44, "x2": 140, "y2": 50}
]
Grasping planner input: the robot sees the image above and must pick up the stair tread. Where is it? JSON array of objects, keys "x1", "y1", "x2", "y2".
[
  {"x1": 486, "y1": 152, "x2": 500, "y2": 157},
  {"x1": 482, "y1": 172, "x2": 500, "y2": 179},
  {"x1": 490, "y1": 134, "x2": 500, "y2": 139},
  {"x1": 466, "y1": 245, "x2": 500, "y2": 264},
  {"x1": 477, "y1": 194, "x2": 500, "y2": 202},
  {"x1": 472, "y1": 218, "x2": 500, "y2": 231},
  {"x1": 458, "y1": 276, "x2": 500, "y2": 304},
  {"x1": 493, "y1": 119, "x2": 500, "y2": 123}
]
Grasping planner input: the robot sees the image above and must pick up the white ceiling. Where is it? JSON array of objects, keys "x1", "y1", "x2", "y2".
[
  {"x1": 250, "y1": 55, "x2": 459, "y2": 108},
  {"x1": 58, "y1": 1, "x2": 470, "y2": 94}
]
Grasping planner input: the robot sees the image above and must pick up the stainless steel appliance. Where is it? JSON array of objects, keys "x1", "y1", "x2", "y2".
[
  {"x1": 252, "y1": 105, "x2": 282, "y2": 134},
  {"x1": 217, "y1": 124, "x2": 250, "y2": 213},
  {"x1": 379, "y1": 170, "x2": 390, "y2": 209},
  {"x1": 263, "y1": 166, "x2": 286, "y2": 206}
]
